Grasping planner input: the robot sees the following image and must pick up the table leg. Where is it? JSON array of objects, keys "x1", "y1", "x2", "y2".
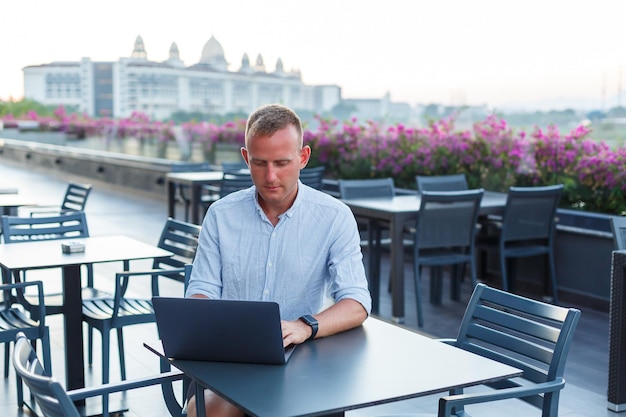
[
  {"x1": 167, "y1": 180, "x2": 176, "y2": 219},
  {"x1": 196, "y1": 382, "x2": 206, "y2": 417},
  {"x1": 191, "y1": 184, "x2": 201, "y2": 225},
  {"x1": 367, "y1": 220, "x2": 380, "y2": 315},
  {"x1": 62, "y1": 264, "x2": 86, "y2": 400},
  {"x1": 390, "y1": 217, "x2": 405, "y2": 322}
]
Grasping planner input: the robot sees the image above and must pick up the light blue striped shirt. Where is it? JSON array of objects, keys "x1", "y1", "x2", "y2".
[{"x1": 185, "y1": 182, "x2": 372, "y2": 321}]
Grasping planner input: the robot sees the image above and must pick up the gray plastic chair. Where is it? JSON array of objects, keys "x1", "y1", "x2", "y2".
[
  {"x1": 12, "y1": 332, "x2": 185, "y2": 417},
  {"x1": 82, "y1": 218, "x2": 200, "y2": 415},
  {"x1": 379, "y1": 283, "x2": 580, "y2": 417},
  {"x1": 219, "y1": 171, "x2": 254, "y2": 198},
  {"x1": 339, "y1": 178, "x2": 395, "y2": 306},
  {"x1": 476, "y1": 184, "x2": 563, "y2": 304},
  {"x1": 22, "y1": 182, "x2": 92, "y2": 217},
  {"x1": 610, "y1": 216, "x2": 626, "y2": 250},
  {"x1": 221, "y1": 161, "x2": 248, "y2": 173},
  {"x1": 412, "y1": 189, "x2": 483, "y2": 326},
  {"x1": 416, "y1": 174, "x2": 468, "y2": 193},
  {"x1": 0, "y1": 281, "x2": 51, "y2": 408},
  {"x1": 299, "y1": 166, "x2": 325, "y2": 190}
]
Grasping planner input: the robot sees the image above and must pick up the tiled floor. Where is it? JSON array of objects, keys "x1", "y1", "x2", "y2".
[{"x1": 0, "y1": 161, "x2": 617, "y2": 416}]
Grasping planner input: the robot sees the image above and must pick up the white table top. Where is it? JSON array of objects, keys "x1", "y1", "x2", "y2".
[{"x1": 0, "y1": 234, "x2": 172, "y2": 270}]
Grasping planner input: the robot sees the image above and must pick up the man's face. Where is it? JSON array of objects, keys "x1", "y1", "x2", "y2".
[{"x1": 241, "y1": 125, "x2": 310, "y2": 211}]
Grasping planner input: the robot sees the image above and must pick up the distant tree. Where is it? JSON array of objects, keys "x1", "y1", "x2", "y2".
[
  {"x1": 421, "y1": 103, "x2": 441, "y2": 124},
  {"x1": 329, "y1": 102, "x2": 357, "y2": 122},
  {"x1": 607, "y1": 106, "x2": 626, "y2": 118},
  {"x1": 0, "y1": 98, "x2": 56, "y2": 118}
]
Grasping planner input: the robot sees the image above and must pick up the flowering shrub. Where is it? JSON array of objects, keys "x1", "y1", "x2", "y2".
[{"x1": 3, "y1": 107, "x2": 626, "y2": 214}]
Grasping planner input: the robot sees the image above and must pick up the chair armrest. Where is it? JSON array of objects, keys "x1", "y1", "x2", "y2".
[
  {"x1": 2, "y1": 280, "x2": 47, "y2": 323},
  {"x1": 115, "y1": 267, "x2": 186, "y2": 278},
  {"x1": 67, "y1": 370, "x2": 184, "y2": 401},
  {"x1": 202, "y1": 184, "x2": 221, "y2": 194},
  {"x1": 437, "y1": 377, "x2": 566, "y2": 417}
]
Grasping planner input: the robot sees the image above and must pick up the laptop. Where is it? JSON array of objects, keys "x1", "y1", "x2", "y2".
[{"x1": 151, "y1": 297, "x2": 296, "y2": 365}]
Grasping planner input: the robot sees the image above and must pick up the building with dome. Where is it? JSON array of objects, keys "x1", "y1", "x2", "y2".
[{"x1": 22, "y1": 35, "x2": 342, "y2": 120}]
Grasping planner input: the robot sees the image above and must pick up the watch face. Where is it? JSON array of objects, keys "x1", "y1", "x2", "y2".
[{"x1": 302, "y1": 315, "x2": 317, "y2": 325}]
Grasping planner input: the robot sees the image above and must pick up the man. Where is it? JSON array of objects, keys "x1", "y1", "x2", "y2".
[{"x1": 185, "y1": 104, "x2": 372, "y2": 417}]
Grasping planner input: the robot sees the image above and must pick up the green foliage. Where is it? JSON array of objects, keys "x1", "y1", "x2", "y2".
[{"x1": 0, "y1": 98, "x2": 58, "y2": 118}]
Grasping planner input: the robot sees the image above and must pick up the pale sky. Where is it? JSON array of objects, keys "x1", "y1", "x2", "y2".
[{"x1": 1, "y1": 0, "x2": 625, "y2": 111}]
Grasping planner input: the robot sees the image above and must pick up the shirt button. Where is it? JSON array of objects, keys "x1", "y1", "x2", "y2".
[{"x1": 264, "y1": 290, "x2": 269, "y2": 295}]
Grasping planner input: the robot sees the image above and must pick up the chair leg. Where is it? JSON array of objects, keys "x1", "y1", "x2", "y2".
[
  {"x1": 41, "y1": 330, "x2": 52, "y2": 377},
  {"x1": 412, "y1": 262, "x2": 424, "y2": 327},
  {"x1": 102, "y1": 330, "x2": 110, "y2": 417},
  {"x1": 16, "y1": 373, "x2": 24, "y2": 407},
  {"x1": 450, "y1": 265, "x2": 461, "y2": 302},
  {"x1": 500, "y1": 255, "x2": 509, "y2": 292},
  {"x1": 88, "y1": 325, "x2": 94, "y2": 366},
  {"x1": 430, "y1": 267, "x2": 444, "y2": 305},
  {"x1": 4, "y1": 342, "x2": 9, "y2": 378},
  {"x1": 117, "y1": 328, "x2": 127, "y2": 380},
  {"x1": 548, "y1": 251, "x2": 559, "y2": 305}
]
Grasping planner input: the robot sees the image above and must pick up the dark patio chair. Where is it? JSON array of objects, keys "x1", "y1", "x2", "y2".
[
  {"x1": 20, "y1": 182, "x2": 92, "y2": 217},
  {"x1": 299, "y1": 166, "x2": 325, "y2": 190},
  {"x1": 416, "y1": 174, "x2": 468, "y2": 193},
  {"x1": 1, "y1": 281, "x2": 51, "y2": 408},
  {"x1": 610, "y1": 216, "x2": 626, "y2": 250},
  {"x1": 12, "y1": 332, "x2": 185, "y2": 417},
  {"x1": 82, "y1": 218, "x2": 200, "y2": 415},
  {"x1": 412, "y1": 189, "x2": 483, "y2": 326},
  {"x1": 379, "y1": 283, "x2": 580, "y2": 417},
  {"x1": 476, "y1": 184, "x2": 563, "y2": 304},
  {"x1": 339, "y1": 178, "x2": 395, "y2": 300},
  {"x1": 221, "y1": 161, "x2": 248, "y2": 172},
  {"x1": 219, "y1": 171, "x2": 254, "y2": 198},
  {"x1": 0, "y1": 212, "x2": 104, "y2": 317}
]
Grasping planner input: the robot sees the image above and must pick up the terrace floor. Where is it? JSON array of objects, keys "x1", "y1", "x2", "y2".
[{"x1": 0, "y1": 161, "x2": 616, "y2": 417}]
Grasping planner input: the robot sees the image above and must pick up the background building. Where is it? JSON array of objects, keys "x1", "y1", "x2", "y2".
[{"x1": 23, "y1": 35, "x2": 342, "y2": 120}]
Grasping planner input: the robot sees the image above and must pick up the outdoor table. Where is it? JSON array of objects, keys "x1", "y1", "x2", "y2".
[
  {"x1": 0, "y1": 193, "x2": 37, "y2": 215},
  {"x1": 0, "y1": 235, "x2": 173, "y2": 400},
  {"x1": 166, "y1": 171, "x2": 225, "y2": 224},
  {"x1": 0, "y1": 186, "x2": 18, "y2": 194},
  {"x1": 146, "y1": 317, "x2": 521, "y2": 417},
  {"x1": 342, "y1": 191, "x2": 507, "y2": 321}
]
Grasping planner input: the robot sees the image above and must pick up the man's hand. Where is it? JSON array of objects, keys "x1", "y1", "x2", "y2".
[{"x1": 281, "y1": 319, "x2": 313, "y2": 347}]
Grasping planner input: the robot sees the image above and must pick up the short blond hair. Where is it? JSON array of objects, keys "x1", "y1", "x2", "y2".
[{"x1": 245, "y1": 104, "x2": 303, "y2": 148}]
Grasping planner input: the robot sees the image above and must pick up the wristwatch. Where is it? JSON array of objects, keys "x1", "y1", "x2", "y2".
[{"x1": 299, "y1": 314, "x2": 318, "y2": 341}]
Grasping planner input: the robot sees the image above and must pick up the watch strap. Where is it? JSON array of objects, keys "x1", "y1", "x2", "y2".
[{"x1": 299, "y1": 315, "x2": 318, "y2": 341}]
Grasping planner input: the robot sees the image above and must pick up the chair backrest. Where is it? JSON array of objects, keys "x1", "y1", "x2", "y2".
[
  {"x1": 219, "y1": 172, "x2": 254, "y2": 198},
  {"x1": 415, "y1": 189, "x2": 483, "y2": 249},
  {"x1": 169, "y1": 162, "x2": 212, "y2": 173},
  {"x1": 610, "y1": 216, "x2": 626, "y2": 250},
  {"x1": 153, "y1": 218, "x2": 202, "y2": 277},
  {"x1": 454, "y1": 283, "x2": 580, "y2": 411},
  {"x1": 13, "y1": 332, "x2": 81, "y2": 417},
  {"x1": 501, "y1": 184, "x2": 563, "y2": 242},
  {"x1": 1, "y1": 212, "x2": 89, "y2": 244},
  {"x1": 221, "y1": 161, "x2": 248, "y2": 173},
  {"x1": 60, "y1": 182, "x2": 92, "y2": 213},
  {"x1": 338, "y1": 178, "x2": 395, "y2": 199},
  {"x1": 416, "y1": 174, "x2": 468, "y2": 193},
  {"x1": 299, "y1": 166, "x2": 325, "y2": 190}
]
